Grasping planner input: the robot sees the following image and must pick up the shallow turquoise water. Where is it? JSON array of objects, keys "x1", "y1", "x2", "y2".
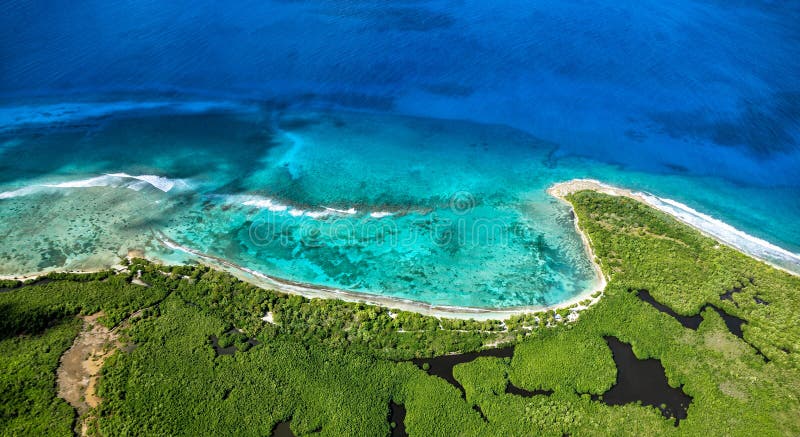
[
  {"x1": 2, "y1": 1, "x2": 800, "y2": 308},
  {"x1": 0, "y1": 104, "x2": 797, "y2": 308}
]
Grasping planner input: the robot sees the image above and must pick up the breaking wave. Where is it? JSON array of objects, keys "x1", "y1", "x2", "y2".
[
  {"x1": 0, "y1": 173, "x2": 189, "y2": 199},
  {"x1": 220, "y1": 194, "x2": 397, "y2": 220},
  {"x1": 638, "y1": 193, "x2": 800, "y2": 273}
]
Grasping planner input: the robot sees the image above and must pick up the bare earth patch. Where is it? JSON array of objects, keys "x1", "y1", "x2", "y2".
[{"x1": 56, "y1": 312, "x2": 119, "y2": 435}]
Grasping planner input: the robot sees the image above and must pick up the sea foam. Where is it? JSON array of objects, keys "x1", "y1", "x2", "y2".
[
  {"x1": 0, "y1": 173, "x2": 188, "y2": 200},
  {"x1": 0, "y1": 186, "x2": 39, "y2": 200},
  {"x1": 323, "y1": 206, "x2": 357, "y2": 215},
  {"x1": 242, "y1": 197, "x2": 289, "y2": 212},
  {"x1": 105, "y1": 173, "x2": 187, "y2": 192},
  {"x1": 552, "y1": 179, "x2": 800, "y2": 274},
  {"x1": 639, "y1": 194, "x2": 800, "y2": 268},
  {"x1": 225, "y1": 194, "x2": 397, "y2": 220}
]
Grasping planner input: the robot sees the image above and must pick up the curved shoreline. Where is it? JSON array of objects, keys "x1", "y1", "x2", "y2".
[
  {"x1": 549, "y1": 179, "x2": 800, "y2": 277},
  {"x1": 153, "y1": 231, "x2": 607, "y2": 321},
  {"x1": 4, "y1": 178, "x2": 797, "y2": 320}
]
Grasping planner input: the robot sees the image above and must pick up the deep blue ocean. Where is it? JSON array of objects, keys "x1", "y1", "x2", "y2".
[{"x1": 0, "y1": 1, "x2": 798, "y2": 308}]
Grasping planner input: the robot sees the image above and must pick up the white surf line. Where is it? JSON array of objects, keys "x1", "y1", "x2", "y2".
[
  {"x1": 548, "y1": 179, "x2": 800, "y2": 277},
  {"x1": 0, "y1": 173, "x2": 187, "y2": 200},
  {"x1": 225, "y1": 193, "x2": 398, "y2": 220},
  {"x1": 370, "y1": 211, "x2": 393, "y2": 218},
  {"x1": 323, "y1": 206, "x2": 357, "y2": 215},
  {"x1": 104, "y1": 173, "x2": 185, "y2": 192},
  {"x1": 241, "y1": 197, "x2": 290, "y2": 212},
  {"x1": 0, "y1": 185, "x2": 39, "y2": 199}
]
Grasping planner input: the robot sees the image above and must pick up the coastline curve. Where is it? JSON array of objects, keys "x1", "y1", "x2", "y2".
[
  {"x1": 548, "y1": 179, "x2": 800, "y2": 277},
  {"x1": 6, "y1": 179, "x2": 797, "y2": 320}
]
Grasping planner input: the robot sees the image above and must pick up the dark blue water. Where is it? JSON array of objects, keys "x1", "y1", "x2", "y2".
[
  {"x1": 0, "y1": 1, "x2": 798, "y2": 307},
  {"x1": 3, "y1": 1, "x2": 798, "y2": 181}
]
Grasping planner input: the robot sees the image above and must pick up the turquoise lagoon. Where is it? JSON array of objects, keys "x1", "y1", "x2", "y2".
[{"x1": 1, "y1": 103, "x2": 799, "y2": 309}]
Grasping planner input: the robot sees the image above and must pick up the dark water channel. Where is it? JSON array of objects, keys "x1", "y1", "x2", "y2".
[
  {"x1": 412, "y1": 346, "x2": 514, "y2": 398},
  {"x1": 410, "y1": 337, "x2": 692, "y2": 424},
  {"x1": 270, "y1": 420, "x2": 295, "y2": 437},
  {"x1": 389, "y1": 402, "x2": 407, "y2": 437},
  {"x1": 637, "y1": 290, "x2": 746, "y2": 337},
  {"x1": 217, "y1": 288, "x2": 758, "y2": 430},
  {"x1": 595, "y1": 336, "x2": 692, "y2": 424},
  {"x1": 400, "y1": 291, "x2": 758, "y2": 427},
  {"x1": 636, "y1": 290, "x2": 768, "y2": 361}
]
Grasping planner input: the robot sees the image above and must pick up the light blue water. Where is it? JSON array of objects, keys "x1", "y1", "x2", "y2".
[{"x1": 0, "y1": 1, "x2": 798, "y2": 307}]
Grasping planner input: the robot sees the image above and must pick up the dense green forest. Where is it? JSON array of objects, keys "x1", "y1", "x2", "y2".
[{"x1": 1, "y1": 190, "x2": 799, "y2": 436}]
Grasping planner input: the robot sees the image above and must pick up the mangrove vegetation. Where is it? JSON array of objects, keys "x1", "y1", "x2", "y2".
[{"x1": 1, "y1": 190, "x2": 799, "y2": 436}]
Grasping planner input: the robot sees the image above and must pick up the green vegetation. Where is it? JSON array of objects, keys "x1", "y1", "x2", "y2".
[
  {"x1": 0, "y1": 318, "x2": 79, "y2": 436},
  {"x1": 567, "y1": 191, "x2": 800, "y2": 368},
  {"x1": 0, "y1": 279, "x2": 21, "y2": 289},
  {"x1": 1, "y1": 190, "x2": 799, "y2": 436},
  {"x1": 97, "y1": 297, "x2": 403, "y2": 436},
  {"x1": 510, "y1": 326, "x2": 616, "y2": 395},
  {"x1": 0, "y1": 273, "x2": 168, "y2": 436},
  {"x1": 0, "y1": 272, "x2": 168, "y2": 336}
]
